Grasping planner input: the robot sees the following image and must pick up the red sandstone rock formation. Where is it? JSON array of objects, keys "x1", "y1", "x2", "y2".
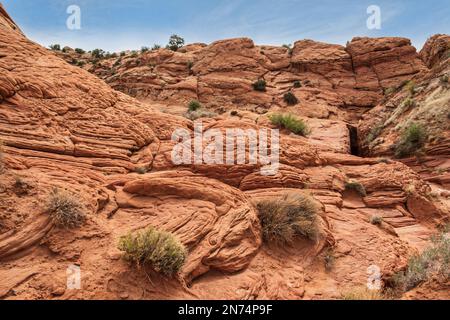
[{"x1": 0, "y1": 5, "x2": 448, "y2": 300}]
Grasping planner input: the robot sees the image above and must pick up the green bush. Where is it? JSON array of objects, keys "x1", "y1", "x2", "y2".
[
  {"x1": 46, "y1": 188, "x2": 86, "y2": 228},
  {"x1": 118, "y1": 227, "x2": 187, "y2": 276},
  {"x1": 141, "y1": 46, "x2": 149, "y2": 53},
  {"x1": 283, "y1": 92, "x2": 298, "y2": 105},
  {"x1": 282, "y1": 44, "x2": 293, "y2": 55},
  {"x1": 387, "y1": 226, "x2": 449, "y2": 293},
  {"x1": 293, "y1": 80, "x2": 302, "y2": 88},
  {"x1": 188, "y1": 100, "x2": 202, "y2": 112},
  {"x1": 394, "y1": 123, "x2": 428, "y2": 158},
  {"x1": 75, "y1": 48, "x2": 85, "y2": 54},
  {"x1": 166, "y1": 34, "x2": 185, "y2": 51},
  {"x1": 152, "y1": 44, "x2": 162, "y2": 50},
  {"x1": 268, "y1": 113, "x2": 310, "y2": 136},
  {"x1": 256, "y1": 193, "x2": 320, "y2": 245},
  {"x1": 345, "y1": 180, "x2": 367, "y2": 197},
  {"x1": 252, "y1": 79, "x2": 267, "y2": 92}
]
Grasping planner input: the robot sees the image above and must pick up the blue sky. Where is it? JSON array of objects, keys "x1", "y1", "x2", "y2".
[{"x1": 2, "y1": 0, "x2": 449, "y2": 52}]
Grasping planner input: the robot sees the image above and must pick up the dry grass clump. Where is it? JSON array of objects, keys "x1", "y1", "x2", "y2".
[
  {"x1": 370, "y1": 215, "x2": 383, "y2": 226},
  {"x1": 118, "y1": 227, "x2": 187, "y2": 276},
  {"x1": 256, "y1": 192, "x2": 320, "y2": 245},
  {"x1": 46, "y1": 188, "x2": 87, "y2": 228},
  {"x1": 341, "y1": 287, "x2": 385, "y2": 300},
  {"x1": 345, "y1": 180, "x2": 367, "y2": 197}
]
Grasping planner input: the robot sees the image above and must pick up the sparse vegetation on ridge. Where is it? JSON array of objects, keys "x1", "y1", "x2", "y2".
[
  {"x1": 256, "y1": 192, "x2": 320, "y2": 245},
  {"x1": 118, "y1": 226, "x2": 187, "y2": 276},
  {"x1": 46, "y1": 188, "x2": 87, "y2": 228},
  {"x1": 268, "y1": 113, "x2": 310, "y2": 136},
  {"x1": 49, "y1": 44, "x2": 61, "y2": 51}
]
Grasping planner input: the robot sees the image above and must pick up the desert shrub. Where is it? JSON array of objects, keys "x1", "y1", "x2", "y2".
[
  {"x1": 135, "y1": 167, "x2": 148, "y2": 174},
  {"x1": 167, "y1": 34, "x2": 185, "y2": 51},
  {"x1": 187, "y1": 61, "x2": 194, "y2": 73},
  {"x1": 256, "y1": 193, "x2": 320, "y2": 245},
  {"x1": 440, "y1": 74, "x2": 449, "y2": 83},
  {"x1": 230, "y1": 110, "x2": 239, "y2": 116},
  {"x1": 345, "y1": 180, "x2": 367, "y2": 197},
  {"x1": 152, "y1": 44, "x2": 162, "y2": 50},
  {"x1": 141, "y1": 46, "x2": 149, "y2": 53},
  {"x1": 293, "y1": 80, "x2": 302, "y2": 88},
  {"x1": 188, "y1": 100, "x2": 202, "y2": 112},
  {"x1": 403, "y1": 97, "x2": 416, "y2": 109},
  {"x1": 49, "y1": 44, "x2": 61, "y2": 51},
  {"x1": 75, "y1": 48, "x2": 85, "y2": 54},
  {"x1": 387, "y1": 226, "x2": 449, "y2": 293},
  {"x1": 394, "y1": 123, "x2": 428, "y2": 158},
  {"x1": 120, "y1": 51, "x2": 126, "y2": 57},
  {"x1": 76, "y1": 60, "x2": 86, "y2": 67},
  {"x1": 46, "y1": 188, "x2": 86, "y2": 228},
  {"x1": 370, "y1": 215, "x2": 383, "y2": 226},
  {"x1": 283, "y1": 92, "x2": 298, "y2": 105},
  {"x1": 91, "y1": 48, "x2": 105, "y2": 59},
  {"x1": 268, "y1": 113, "x2": 310, "y2": 136},
  {"x1": 118, "y1": 227, "x2": 187, "y2": 276},
  {"x1": 405, "y1": 80, "x2": 416, "y2": 95},
  {"x1": 252, "y1": 79, "x2": 267, "y2": 92},
  {"x1": 342, "y1": 288, "x2": 385, "y2": 300},
  {"x1": 384, "y1": 87, "x2": 396, "y2": 96},
  {"x1": 185, "y1": 109, "x2": 218, "y2": 121},
  {"x1": 366, "y1": 123, "x2": 384, "y2": 143}
]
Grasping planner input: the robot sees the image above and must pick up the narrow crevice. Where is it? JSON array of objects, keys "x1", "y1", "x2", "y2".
[{"x1": 347, "y1": 125, "x2": 360, "y2": 156}]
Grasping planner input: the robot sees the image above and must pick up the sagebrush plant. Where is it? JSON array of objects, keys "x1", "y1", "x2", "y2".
[
  {"x1": 46, "y1": 188, "x2": 86, "y2": 228},
  {"x1": 394, "y1": 123, "x2": 428, "y2": 158},
  {"x1": 268, "y1": 113, "x2": 310, "y2": 137},
  {"x1": 283, "y1": 92, "x2": 298, "y2": 105},
  {"x1": 188, "y1": 100, "x2": 202, "y2": 112},
  {"x1": 256, "y1": 193, "x2": 320, "y2": 245},
  {"x1": 405, "y1": 80, "x2": 416, "y2": 95},
  {"x1": 118, "y1": 227, "x2": 187, "y2": 276},
  {"x1": 370, "y1": 215, "x2": 383, "y2": 225},
  {"x1": 345, "y1": 180, "x2": 367, "y2": 197},
  {"x1": 252, "y1": 79, "x2": 267, "y2": 92},
  {"x1": 185, "y1": 109, "x2": 218, "y2": 121},
  {"x1": 387, "y1": 226, "x2": 449, "y2": 293}
]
